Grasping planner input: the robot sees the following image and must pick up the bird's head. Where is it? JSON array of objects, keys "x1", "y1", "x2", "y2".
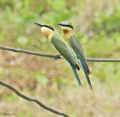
[
  {"x1": 35, "y1": 23, "x2": 54, "y2": 40},
  {"x1": 58, "y1": 21, "x2": 74, "y2": 35}
]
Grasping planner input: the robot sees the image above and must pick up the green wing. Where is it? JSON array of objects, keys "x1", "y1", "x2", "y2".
[
  {"x1": 51, "y1": 34, "x2": 82, "y2": 86},
  {"x1": 51, "y1": 35, "x2": 76, "y2": 67},
  {"x1": 69, "y1": 35, "x2": 90, "y2": 74},
  {"x1": 69, "y1": 35, "x2": 93, "y2": 90}
]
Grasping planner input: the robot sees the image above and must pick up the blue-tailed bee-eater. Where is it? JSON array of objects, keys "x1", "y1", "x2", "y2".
[
  {"x1": 58, "y1": 21, "x2": 93, "y2": 90},
  {"x1": 34, "y1": 23, "x2": 82, "y2": 86}
]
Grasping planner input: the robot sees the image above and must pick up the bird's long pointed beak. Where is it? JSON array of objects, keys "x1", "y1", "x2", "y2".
[{"x1": 34, "y1": 23, "x2": 43, "y2": 27}]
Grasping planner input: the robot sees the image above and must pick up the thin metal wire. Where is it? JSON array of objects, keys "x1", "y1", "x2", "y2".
[
  {"x1": 0, "y1": 81, "x2": 69, "y2": 117},
  {"x1": 0, "y1": 45, "x2": 120, "y2": 62}
]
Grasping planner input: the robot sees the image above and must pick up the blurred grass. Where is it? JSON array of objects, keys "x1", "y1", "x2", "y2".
[{"x1": 0, "y1": 0, "x2": 120, "y2": 117}]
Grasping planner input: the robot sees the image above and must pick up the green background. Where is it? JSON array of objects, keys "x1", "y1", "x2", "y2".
[{"x1": 0, "y1": 0, "x2": 120, "y2": 117}]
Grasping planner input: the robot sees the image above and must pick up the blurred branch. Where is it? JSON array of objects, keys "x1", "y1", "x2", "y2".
[
  {"x1": 0, "y1": 46, "x2": 59, "y2": 59},
  {"x1": 0, "y1": 45, "x2": 120, "y2": 62},
  {"x1": 0, "y1": 80, "x2": 69, "y2": 117},
  {"x1": 87, "y1": 58, "x2": 120, "y2": 62}
]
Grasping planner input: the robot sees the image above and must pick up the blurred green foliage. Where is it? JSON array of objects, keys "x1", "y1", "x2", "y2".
[
  {"x1": 36, "y1": 73, "x2": 48, "y2": 86},
  {"x1": 17, "y1": 36, "x2": 29, "y2": 47},
  {"x1": 0, "y1": 0, "x2": 120, "y2": 117},
  {"x1": 92, "y1": 8, "x2": 120, "y2": 34}
]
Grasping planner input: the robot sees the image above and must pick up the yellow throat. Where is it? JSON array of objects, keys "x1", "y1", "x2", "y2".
[{"x1": 62, "y1": 27, "x2": 74, "y2": 42}]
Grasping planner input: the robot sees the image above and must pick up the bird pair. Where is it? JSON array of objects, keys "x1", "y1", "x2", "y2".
[{"x1": 35, "y1": 21, "x2": 93, "y2": 91}]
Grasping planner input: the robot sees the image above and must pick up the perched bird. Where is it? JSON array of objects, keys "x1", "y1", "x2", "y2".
[
  {"x1": 34, "y1": 23, "x2": 82, "y2": 86},
  {"x1": 58, "y1": 21, "x2": 93, "y2": 90}
]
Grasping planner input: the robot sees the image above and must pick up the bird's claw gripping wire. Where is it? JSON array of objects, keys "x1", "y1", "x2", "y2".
[{"x1": 54, "y1": 54, "x2": 63, "y2": 60}]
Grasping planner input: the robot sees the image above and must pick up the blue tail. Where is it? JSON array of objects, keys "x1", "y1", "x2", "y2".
[
  {"x1": 82, "y1": 65, "x2": 95, "y2": 96},
  {"x1": 77, "y1": 59, "x2": 95, "y2": 96},
  {"x1": 70, "y1": 64, "x2": 82, "y2": 86},
  {"x1": 82, "y1": 63, "x2": 92, "y2": 89},
  {"x1": 77, "y1": 59, "x2": 92, "y2": 89}
]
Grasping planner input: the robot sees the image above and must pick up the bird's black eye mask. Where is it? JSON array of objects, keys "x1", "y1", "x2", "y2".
[
  {"x1": 58, "y1": 24, "x2": 73, "y2": 29},
  {"x1": 43, "y1": 25, "x2": 54, "y2": 31},
  {"x1": 34, "y1": 23, "x2": 54, "y2": 31}
]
